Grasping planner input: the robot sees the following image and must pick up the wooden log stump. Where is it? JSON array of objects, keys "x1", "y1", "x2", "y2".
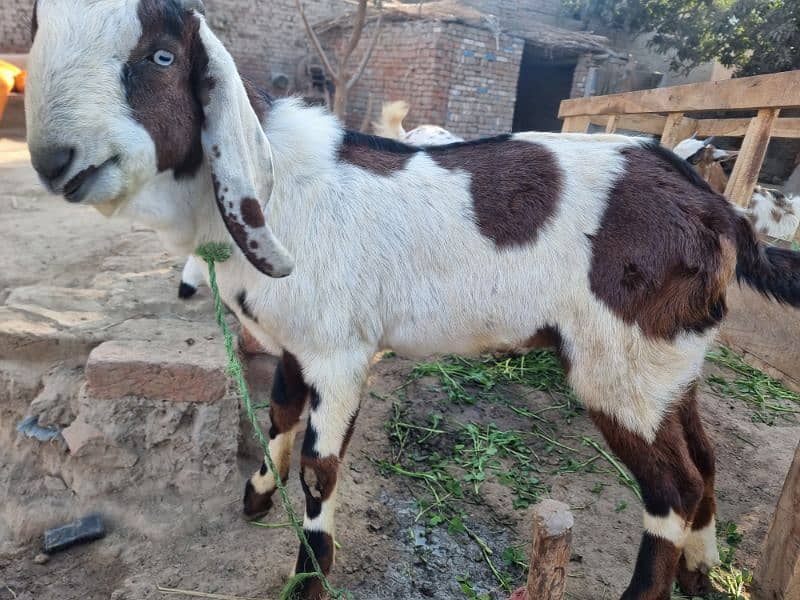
[
  {"x1": 525, "y1": 499, "x2": 574, "y2": 600},
  {"x1": 754, "y1": 439, "x2": 800, "y2": 600}
]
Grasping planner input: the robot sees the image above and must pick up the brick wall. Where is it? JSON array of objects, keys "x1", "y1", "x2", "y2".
[
  {"x1": 439, "y1": 23, "x2": 523, "y2": 137},
  {"x1": 322, "y1": 19, "x2": 523, "y2": 139},
  {"x1": 205, "y1": 0, "x2": 345, "y2": 88},
  {"x1": 0, "y1": 0, "x2": 32, "y2": 53}
]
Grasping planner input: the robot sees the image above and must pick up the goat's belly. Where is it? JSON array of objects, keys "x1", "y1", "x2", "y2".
[{"x1": 382, "y1": 321, "x2": 547, "y2": 358}]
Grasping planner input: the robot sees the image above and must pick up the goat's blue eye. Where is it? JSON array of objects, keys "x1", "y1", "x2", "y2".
[{"x1": 152, "y1": 50, "x2": 174, "y2": 66}]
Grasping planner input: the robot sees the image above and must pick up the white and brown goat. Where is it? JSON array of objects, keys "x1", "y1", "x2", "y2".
[{"x1": 25, "y1": 1, "x2": 800, "y2": 598}]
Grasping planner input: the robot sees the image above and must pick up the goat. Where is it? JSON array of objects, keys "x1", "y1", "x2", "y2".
[
  {"x1": 176, "y1": 100, "x2": 463, "y2": 299},
  {"x1": 749, "y1": 186, "x2": 800, "y2": 240},
  {"x1": 674, "y1": 137, "x2": 800, "y2": 240},
  {"x1": 25, "y1": 1, "x2": 800, "y2": 598},
  {"x1": 373, "y1": 100, "x2": 464, "y2": 145},
  {"x1": 672, "y1": 137, "x2": 735, "y2": 195}
]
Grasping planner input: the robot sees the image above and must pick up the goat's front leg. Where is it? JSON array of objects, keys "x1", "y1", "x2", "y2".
[
  {"x1": 243, "y1": 351, "x2": 309, "y2": 520},
  {"x1": 293, "y1": 359, "x2": 365, "y2": 599},
  {"x1": 591, "y1": 390, "x2": 705, "y2": 600}
]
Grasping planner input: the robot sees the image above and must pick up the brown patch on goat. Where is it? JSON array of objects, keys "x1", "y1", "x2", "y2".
[
  {"x1": 339, "y1": 408, "x2": 361, "y2": 459},
  {"x1": 295, "y1": 530, "x2": 335, "y2": 599},
  {"x1": 589, "y1": 145, "x2": 738, "y2": 339},
  {"x1": 591, "y1": 389, "x2": 706, "y2": 598},
  {"x1": 523, "y1": 326, "x2": 562, "y2": 350},
  {"x1": 338, "y1": 135, "x2": 416, "y2": 175},
  {"x1": 679, "y1": 384, "x2": 716, "y2": 531},
  {"x1": 300, "y1": 455, "x2": 339, "y2": 519},
  {"x1": 771, "y1": 208, "x2": 785, "y2": 223},
  {"x1": 268, "y1": 352, "x2": 308, "y2": 435},
  {"x1": 431, "y1": 137, "x2": 563, "y2": 247},
  {"x1": 240, "y1": 197, "x2": 263, "y2": 228},
  {"x1": 125, "y1": 0, "x2": 206, "y2": 178}
]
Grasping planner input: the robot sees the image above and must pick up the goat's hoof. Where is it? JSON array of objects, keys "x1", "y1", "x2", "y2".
[
  {"x1": 242, "y1": 479, "x2": 274, "y2": 520},
  {"x1": 178, "y1": 282, "x2": 198, "y2": 299},
  {"x1": 676, "y1": 556, "x2": 714, "y2": 597}
]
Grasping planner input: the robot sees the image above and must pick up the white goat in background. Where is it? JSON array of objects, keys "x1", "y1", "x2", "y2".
[
  {"x1": 674, "y1": 137, "x2": 800, "y2": 241},
  {"x1": 26, "y1": 1, "x2": 800, "y2": 598}
]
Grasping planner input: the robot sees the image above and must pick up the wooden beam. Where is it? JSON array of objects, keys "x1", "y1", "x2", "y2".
[
  {"x1": 695, "y1": 117, "x2": 800, "y2": 139},
  {"x1": 604, "y1": 114, "x2": 618, "y2": 133},
  {"x1": 559, "y1": 71, "x2": 800, "y2": 118},
  {"x1": 660, "y1": 113, "x2": 698, "y2": 149},
  {"x1": 561, "y1": 116, "x2": 590, "y2": 133},
  {"x1": 725, "y1": 108, "x2": 779, "y2": 207},
  {"x1": 754, "y1": 439, "x2": 800, "y2": 600},
  {"x1": 526, "y1": 500, "x2": 573, "y2": 600}
]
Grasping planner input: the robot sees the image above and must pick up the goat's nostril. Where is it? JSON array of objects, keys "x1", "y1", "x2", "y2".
[{"x1": 31, "y1": 146, "x2": 75, "y2": 183}]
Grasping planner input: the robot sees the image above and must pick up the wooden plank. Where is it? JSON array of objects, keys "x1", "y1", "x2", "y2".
[
  {"x1": 561, "y1": 116, "x2": 590, "y2": 133},
  {"x1": 695, "y1": 117, "x2": 800, "y2": 139},
  {"x1": 604, "y1": 114, "x2": 618, "y2": 133},
  {"x1": 660, "y1": 113, "x2": 698, "y2": 149},
  {"x1": 754, "y1": 439, "x2": 800, "y2": 600},
  {"x1": 588, "y1": 114, "x2": 667, "y2": 135},
  {"x1": 559, "y1": 71, "x2": 800, "y2": 118},
  {"x1": 725, "y1": 108, "x2": 779, "y2": 207},
  {"x1": 526, "y1": 500, "x2": 573, "y2": 600}
]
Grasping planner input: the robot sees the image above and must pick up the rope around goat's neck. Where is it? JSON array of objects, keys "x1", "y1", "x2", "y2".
[{"x1": 196, "y1": 242, "x2": 345, "y2": 600}]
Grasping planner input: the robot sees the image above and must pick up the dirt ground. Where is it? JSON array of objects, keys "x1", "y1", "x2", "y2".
[{"x1": 1, "y1": 134, "x2": 798, "y2": 600}]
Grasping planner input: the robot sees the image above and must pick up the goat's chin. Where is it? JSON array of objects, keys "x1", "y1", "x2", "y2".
[{"x1": 91, "y1": 196, "x2": 127, "y2": 217}]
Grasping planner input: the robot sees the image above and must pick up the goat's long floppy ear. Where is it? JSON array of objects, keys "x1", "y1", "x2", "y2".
[{"x1": 194, "y1": 16, "x2": 293, "y2": 278}]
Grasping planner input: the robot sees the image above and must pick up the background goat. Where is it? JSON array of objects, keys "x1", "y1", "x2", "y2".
[
  {"x1": 674, "y1": 137, "x2": 800, "y2": 240},
  {"x1": 25, "y1": 1, "x2": 800, "y2": 598}
]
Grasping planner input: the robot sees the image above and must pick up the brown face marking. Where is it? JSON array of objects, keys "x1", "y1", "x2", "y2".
[
  {"x1": 430, "y1": 136, "x2": 563, "y2": 248},
  {"x1": 240, "y1": 197, "x2": 264, "y2": 228},
  {"x1": 124, "y1": 0, "x2": 206, "y2": 178},
  {"x1": 589, "y1": 143, "x2": 738, "y2": 339}
]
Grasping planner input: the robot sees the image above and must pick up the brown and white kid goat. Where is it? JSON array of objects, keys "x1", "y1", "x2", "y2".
[{"x1": 24, "y1": 1, "x2": 800, "y2": 598}]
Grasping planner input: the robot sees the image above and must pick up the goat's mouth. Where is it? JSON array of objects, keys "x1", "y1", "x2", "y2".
[{"x1": 63, "y1": 156, "x2": 119, "y2": 203}]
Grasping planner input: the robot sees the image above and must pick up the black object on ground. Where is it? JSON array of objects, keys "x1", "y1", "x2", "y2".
[{"x1": 42, "y1": 514, "x2": 105, "y2": 554}]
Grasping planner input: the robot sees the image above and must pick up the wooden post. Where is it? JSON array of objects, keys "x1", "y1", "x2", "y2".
[
  {"x1": 725, "y1": 108, "x2": 780, "y2": 207},
  {"x1": 561, "y1": 116, "x2": 590, "y2": 133},
  {"x1": 660, "y1": 112, "x2": 697, "y2": 149},
  {"x1": 754, "y1": 440, "x2": 800, "y2": 600},
  {"x1": 605, "y1": 114, "x2": 618, "y2": 134},
  {"x1": 525, "y1": 499, "x2": 573, "y2": 600}
]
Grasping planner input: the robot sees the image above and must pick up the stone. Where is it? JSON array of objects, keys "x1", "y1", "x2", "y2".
[
  {"x1": 28, "y1": 364, "x2": 83, "y2": 427},
  {"x1": 85, "y1": 339, "x2": 228, "y2": 403},
  {"x1": 33, "y1": 552, "x2": 49, "y2": 564},
  {"x1": 61, "y1": 420, "x2": 137, "y2": 469},
  {"x1": 43, "y1": 476, "x2": 67, "y2": 492}
]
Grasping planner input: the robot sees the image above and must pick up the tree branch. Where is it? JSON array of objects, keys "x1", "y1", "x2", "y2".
[
  {"x1": 340, "y1": 0, "x2": 369, "y2": 72},
  {"x1": 346, "y1": 10, "x2": 383, "y2": 90},
  {"x1": 294, "y1": 0, "x2": 340, "y2": 82}
]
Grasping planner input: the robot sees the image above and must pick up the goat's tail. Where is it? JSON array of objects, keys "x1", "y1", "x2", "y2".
[
  {"x1": 373, "y1": 100, "x2": 409, "y2": 139},
  {"x1": 734, "y1": 214, "x2": 800, "y2": 306}
]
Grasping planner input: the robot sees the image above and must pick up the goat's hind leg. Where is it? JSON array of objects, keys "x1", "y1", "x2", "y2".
[
  {"x1": 676, "y1": 385, "x2": 720, "y2": 595},
  {"x1": 243, "y1": 351, "x2": 309, "y2": 519},
  {"x1": 591, "y1": 390, "x2": 705, "y2": 600}
]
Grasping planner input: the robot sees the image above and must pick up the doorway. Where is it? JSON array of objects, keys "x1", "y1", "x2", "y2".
[{"x1": 512, "y1": 43, "x2": 577, "y2": 132}]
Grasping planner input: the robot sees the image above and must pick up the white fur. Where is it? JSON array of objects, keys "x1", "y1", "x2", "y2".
[
  {"x1": 748, "y1": 187, "x2": 800, "y2": 240},
  {"x1": 684, "y1": 518, "x2": 721, "y2": 573},
  {"x1": 181, "y1": 255, "x2": 207, "y2": 290},
  {"x1": 643, "y1": 509, "x2": 690, "y2": 547}
]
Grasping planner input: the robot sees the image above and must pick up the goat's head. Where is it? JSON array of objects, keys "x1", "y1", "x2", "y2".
[{"x1": 25, "y1": 0, "x2": 293, "y2": 278}]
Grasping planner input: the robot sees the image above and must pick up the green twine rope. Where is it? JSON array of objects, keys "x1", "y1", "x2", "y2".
[{"x1": 196, "y1": 242, "x2": 345, "y2": 600}]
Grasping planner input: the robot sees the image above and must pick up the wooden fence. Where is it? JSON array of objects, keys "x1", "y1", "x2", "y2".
[{"x1": 558, "y1": 70, "x2": 800, "y2": 208}]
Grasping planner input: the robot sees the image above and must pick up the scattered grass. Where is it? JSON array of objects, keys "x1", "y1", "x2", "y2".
[{"x1": 706, "y1": 346, "x2": 800, "y2": 425}]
